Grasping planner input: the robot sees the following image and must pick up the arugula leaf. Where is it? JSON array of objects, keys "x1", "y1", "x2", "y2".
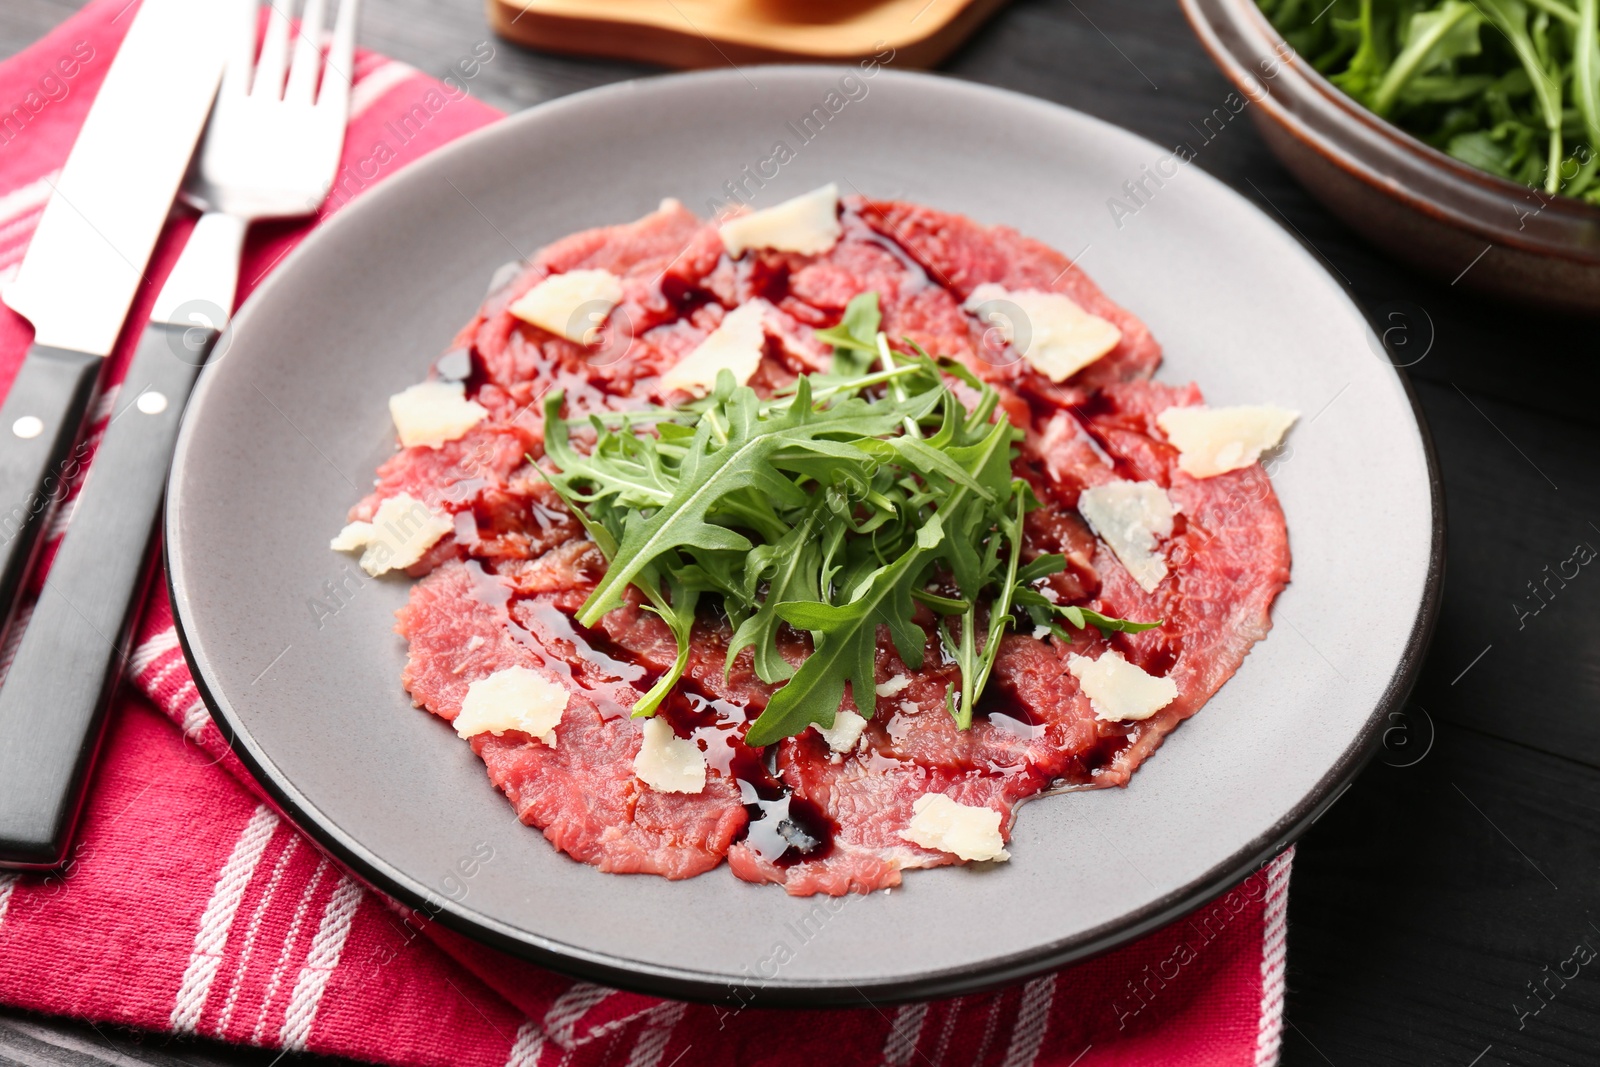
[
  {"x1": 1331, "y1": 0, "x2": 1391, "y2": 101},
  {"x1": 630, "y1": 566, "x2": 700, "y2": 716},
  {"x1": 1371, "y1": 1, "x2": 1483, "y2": 116},
  {"x1": 1575, "y1": 0, "x2": 1600, "y2": 168},
  {"x1": 726, "y1": 511, "x2": 822, "y2": 684},
  {"x1": 749, "y1": 531, "x2": 934, "y2": 747},
  {"x1": 1058, "y1": 605, "x2": 1165, "y2": 637},
  {"x1": 813, "y1": 291, "x2": 882, "y2": 376},
  {"x1": 1016, "y1": 554, "x2": 1067, "y2": 584},
  {"x1": 944, "y1": 483, "x2": 1027, "y2": 729}
]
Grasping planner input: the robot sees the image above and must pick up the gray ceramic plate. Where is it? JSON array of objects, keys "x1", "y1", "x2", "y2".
[{"x1": 166, "y1": 67, "x2": 1442, "y2": 1005}]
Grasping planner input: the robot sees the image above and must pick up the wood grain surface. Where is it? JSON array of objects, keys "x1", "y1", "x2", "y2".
[{"x1": 1, "y1": 1, "x2": 1597, "y2": 1064}]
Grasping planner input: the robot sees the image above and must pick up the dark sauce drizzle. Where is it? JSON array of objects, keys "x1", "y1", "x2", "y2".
[{"x1": 658, "y1": 686, "x2": 836, "y2": 866}]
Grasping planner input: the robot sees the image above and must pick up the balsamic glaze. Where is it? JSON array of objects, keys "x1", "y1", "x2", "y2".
[
  {"x1": 982, "y1": 695, "x2": 1046, "y2": 742},
  {"x1": 742, "y1": 792, "x2": 835, "y2": 868},
  {"x1": 1080, "y1": 729, "x2": 1135, "y2": 776},
  {"x1": 522, "y1": 600, "x2": 649, "y2": 690},
  {"x1": 658, "y1": 686, "x2": 836, "y2": 866},
  {"x1": 462, "y1": 560, "x2": 638, "y2": 720}
]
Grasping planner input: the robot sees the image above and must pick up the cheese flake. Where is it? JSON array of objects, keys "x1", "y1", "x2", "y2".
[
  {"x1": 1156, "y1": 404, "x2": 1299, "y2": 479},
  {"x1": 815, "y1": 709, "x2": 868, "y2": 753},
  {"x1": 1067, "y1": 650, "x2": 1178, "y2": 722},
  {"x1": 902, "y1": 794, "x2": 1010, "y2": 862},
  {"x1": 634, "y1": 717, "x2": 707, "y2": 794},
  {"x1": 875, "y1": 675, "x2": 912, "y2": 698},
  {"x1": 329, "y1": 522, "x2": 371, "y2": 552},
  {"x1": 454, "y1": 666, "x2": 567, "y2": 746},
  {"x1": 388, "y1": 380, "x2": 488, "y2": 449},
  {"x1": 659, "y1": 300, "x2": 767, "y2": 397},
  {"x1": 718, "y1": 183, "x2": 842, "y2": 257},
  {"x1": 963, "y1": 283, "x2": 1122, "y2": 382},
  {"x1": 329, "y1": 492, "x2": 452, "y2": 576},
  {"x1": 1076, "y1": 480, "x2": 1176, "y2": 593},
  {"x1": 508, "y1": 268, "x2": 624, "y2": 343}
]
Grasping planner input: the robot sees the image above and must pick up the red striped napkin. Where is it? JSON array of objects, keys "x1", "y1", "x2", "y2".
[{"x1": 0, "y1": 3, "x2": 1294, "y2": 1064}]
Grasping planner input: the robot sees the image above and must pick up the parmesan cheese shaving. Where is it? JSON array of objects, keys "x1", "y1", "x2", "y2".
[
  {"x1": 659, "y1": 300, "x2": 768, "y2": 397},
  {"x1": 1067, "y1": 650, "x2": 1178, "y2": 722},
  {"x1": 815, "y1": 709, "x2": 868, "y2": 753},
  {"x1": 330, "y1": 493, "x2": 452, "y2": 576},
  {"x1": 875, "y1": 675, "x2": 912, "y2": 698},
  {"x1": 508, "y1": 268, "x2": 624, "y2": 343},
  {"x1": 902, "y1": 794, "x2": 1010, "y2": 862},
  {"x1": 1156, "y1": 404, "x2": 1299, "y2": 479},
  {"x1": 718, "y1": 183, "x2": 842, "y2": 257},
  {"x1": 1076, "y1": 480, "x2": 1176, "y2": 593},
  {"x1": 453, "y1": 666, "x2": 567, "y2": 746},
  {"x1": 388, "y1": 380, "x2": 488, "y2": 449},
  {"x1": 963, "y1": 283, "x2": 1122, "y2": 382},
  {"x1": 634, "y1": 717, "x2": 707, "y2": 794},
  {"x1": 328, "y1": 523, "x2": 370, "y2": 552}
]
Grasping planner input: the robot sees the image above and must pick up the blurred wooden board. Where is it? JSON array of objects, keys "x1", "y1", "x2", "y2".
[{"x1": 486, "y1": 0, "x2": 1010, "y2": 69}]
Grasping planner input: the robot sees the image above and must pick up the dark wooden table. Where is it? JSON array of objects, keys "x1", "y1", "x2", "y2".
[{"x1": 3, "y1": 1, "x2": 1598, "y2": 1064}]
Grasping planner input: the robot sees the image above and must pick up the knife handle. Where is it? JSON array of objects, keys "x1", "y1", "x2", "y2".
[
  {"x1": 0, "y1": 323, "x2": 214, "y2": 869},
  {"x1": 0, "y1": 345, "x2": 102, "y2": 634}
]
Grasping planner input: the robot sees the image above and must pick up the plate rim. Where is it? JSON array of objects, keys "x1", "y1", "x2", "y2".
[{"x1": 166, "y1": 64, "x2": 1446, "y2": 1006}]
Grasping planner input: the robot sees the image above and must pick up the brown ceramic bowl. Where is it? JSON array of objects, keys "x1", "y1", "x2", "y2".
[{"x1": 1182, "y1": 0, "x2": 1600, "y2": 313}]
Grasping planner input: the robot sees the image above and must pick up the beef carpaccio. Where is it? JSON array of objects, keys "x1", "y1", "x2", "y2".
[{"x1": 339, "y1": 190, "x2": 1293, "y2": 896}]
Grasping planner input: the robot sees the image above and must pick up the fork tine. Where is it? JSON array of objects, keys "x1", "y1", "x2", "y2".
[
  {"x1": 221, "y1": 0, "x2": 259, "y2": 97},
  {"x1": 285, "y1": 0, "x2": 327, "y2": 103},
  {"x1": 252, "y1": 0, "x2": 297, "y2": 100},
  {"x1": 318, "y1": 0, "x2": 360, "y2": 109}
]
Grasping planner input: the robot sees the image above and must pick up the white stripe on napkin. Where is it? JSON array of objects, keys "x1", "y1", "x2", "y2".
[
  {"x1": 279, "y1": 874, "x2": 363, "y2": 1051},
  {"x1": 126, "y1": 621, "x2": 179, "y2": 680},
  {"x1": 999, "y1": 974, "x2": 1057, "y2": 1067},
  {"x1": 215, "y1": 835, "x2": 300, "y2": 1035},
  {"x1": 504, "y1": 1019, "x2": 546, "y2": 1067},
  {"x1": 0, "y1": 171, "x2": 56, "y2": 230},
  {"x1": 350, "y1": 60, "x2": 418, "y2": 121},
  {"x1": 543, "y1": 981, "x2": 616, "y2": 1047},
  {"x1": 0, "y1": 873, "x2": 17, "y2": 932},
  {"x1": 171, "y1": 803, "x2": 280, "y2": 1034},
  {"x1": 1254, "y1": 847, "x2": 1294, "y2": 1067},
  {"x1": 253, "y1": 856, "x2": 330, "y2": 1045},
  {"x1": 882, "y1": 1002, "x2": 928, "y2": 1067},
  {"x1": 624, "y1": 1002, "x2": 686, "y2": 1067}
]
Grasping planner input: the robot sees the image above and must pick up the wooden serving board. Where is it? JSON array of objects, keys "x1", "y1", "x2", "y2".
[{"x1": 486, "y1": 0, "x2": 1010, "y2": 69}]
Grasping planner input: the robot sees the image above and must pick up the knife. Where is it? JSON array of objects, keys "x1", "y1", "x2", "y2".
[{"x1": 0, "y1": 0, "x2": 233, "y2": 869}]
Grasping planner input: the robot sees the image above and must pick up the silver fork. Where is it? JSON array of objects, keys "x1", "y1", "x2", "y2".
[
  {"x1": 0, "y1": 0, "x2": 360, "y2": 869},
  {"x1": 156, "y1": 0, "x2": 361, "y2": 332}
]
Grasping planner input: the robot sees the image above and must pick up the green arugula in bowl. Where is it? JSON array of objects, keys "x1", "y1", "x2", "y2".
[{"x1": 1259, "y1": 0, "x2": 1600, "y2": 200}]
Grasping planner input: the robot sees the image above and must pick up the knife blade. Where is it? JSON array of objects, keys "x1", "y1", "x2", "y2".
[
  {"x1": 0, "y1": 0, "x2": 230, "y2": 665},
  {"x1": 0, "y1": 0, "x2": 234, "y2": 869}
]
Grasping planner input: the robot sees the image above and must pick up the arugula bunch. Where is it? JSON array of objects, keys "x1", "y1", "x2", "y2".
[
  {"x1": 1260, "y1": 0, "x2": 1600, "y2": 200},
  {"x1": 539, "y1": 293, "x2": 1154, "y2": 747}
]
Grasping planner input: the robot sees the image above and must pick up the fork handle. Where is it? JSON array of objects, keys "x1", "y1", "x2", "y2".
[
  {"x1": 153, "y1": 211, "x2": 247, "y2": 329},
  {"x1": 0, "y1": 321, "x2": 219, "y2": 868}
]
